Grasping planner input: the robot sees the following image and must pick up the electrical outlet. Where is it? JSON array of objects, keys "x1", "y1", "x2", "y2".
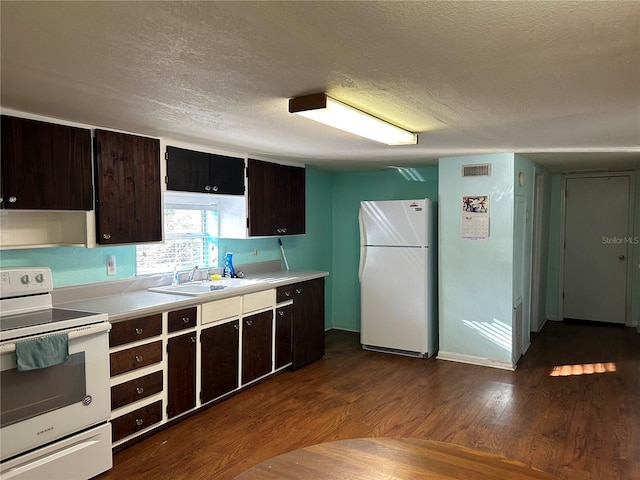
[
  {"x1": 253, "y1": 249, "x2": 259, "y2": 257},
  {"x1": 107, "y1": 256, "x2": 116, "y2": 276}
]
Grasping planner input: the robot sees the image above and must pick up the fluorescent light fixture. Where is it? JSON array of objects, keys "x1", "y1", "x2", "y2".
[{"x1": 289, "y1": 93, "x2": 417, "y2": 145}]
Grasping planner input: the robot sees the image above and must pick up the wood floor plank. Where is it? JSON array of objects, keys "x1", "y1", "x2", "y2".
[{"x1": 96, "y1": 321, "x2": 640, "y2": 480}]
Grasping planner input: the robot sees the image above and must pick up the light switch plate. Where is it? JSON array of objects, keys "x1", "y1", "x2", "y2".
[{"x1": 107, "y1": 256, "x2": 116, "y2": 276}]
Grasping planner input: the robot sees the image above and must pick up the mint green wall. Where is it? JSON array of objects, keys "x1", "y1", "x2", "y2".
[
  {"x1": 544, "y1": 174, "x2": 563, "y2": 318},
  {"x1": 438, "y1": 153, "x2": 515, "y2": 367},
  {"x1": 0, "y1": 245, "x2": 137, "y2": 286},
  {"x1": 534, "y1": 167, "x2": 553, "y2": 329},
  {"x1": 330, "y1": 167, "x2": 438, "y2": 331}
]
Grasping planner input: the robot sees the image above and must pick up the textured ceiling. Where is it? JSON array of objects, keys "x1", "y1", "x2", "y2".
[{"x1": 1, "y1": 1, "x2": 639, "y2": 172}]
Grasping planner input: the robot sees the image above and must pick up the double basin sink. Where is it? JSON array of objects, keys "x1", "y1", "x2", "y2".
[{"x1": 149, "y1": 278, "x2": 262, "y2": 297}]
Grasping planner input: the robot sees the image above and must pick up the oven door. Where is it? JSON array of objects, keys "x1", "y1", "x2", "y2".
[{"x1": 0, "y1": 322, "x2": 111, "y2": 461}]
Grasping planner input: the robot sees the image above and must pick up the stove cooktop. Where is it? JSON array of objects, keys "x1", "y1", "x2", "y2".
[{"x1": 0, "y1": 308, "x2": 108, "y2": 342}]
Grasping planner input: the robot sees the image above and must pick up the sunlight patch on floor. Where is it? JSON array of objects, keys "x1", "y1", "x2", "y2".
[{"x1": 549, "y1": 362, "x2": 617, "y2": 377}]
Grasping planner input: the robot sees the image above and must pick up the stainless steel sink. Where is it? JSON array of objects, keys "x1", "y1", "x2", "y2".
[{"x1": 149, "y1": 278, "x2": 261, "y2": 296}]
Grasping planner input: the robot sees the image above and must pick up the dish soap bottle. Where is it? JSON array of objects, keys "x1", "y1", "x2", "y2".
[{"x1": 223, "y1": 252, "x2": 235, "y2": 278}]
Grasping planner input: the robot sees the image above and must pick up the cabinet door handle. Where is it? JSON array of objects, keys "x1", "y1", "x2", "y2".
[
  {"x1": 135, "y1": 327, "x2": 143, "y2": 335},
  {"x1": 233, "y1": 324, "x2": 239, "y2": 330},
  {"x1": 191, "y1": 336, "x2": 197, "y2": 343},
  {"x1": 8, "y1": 196, "x2": 17, "y2": 203},
  {"x1": 136, "y1": 387, "x2": 144, "y2": 395},
  {"x1": 278, "y1": 310, "x2": 284, "y2": 316},
  {"x1": 246, "y1": 320, "x2": 253, "y2": 326},
  {"x1": 182, "y1": 317, "x2": 190, "y2": 323},
  {"x1": 135, "y1": 355, "x2": 143, "y2": 363},
  {"x1": 295, "y1": 288, "x2": 302, "y2": 294},
  {"x1": 102, "y1": 233, "x2": 111, "y2": 240},
  {"x1": 212, "y1": 185, "x2": 219, "y2": 192},
  {"x1": 135, "y1": 418, "x2": 144, "y2": 426}
]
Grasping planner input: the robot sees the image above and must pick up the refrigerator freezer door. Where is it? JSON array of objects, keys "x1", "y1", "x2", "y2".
[
  {"x1": 360, "y1": 246, "x2": 429, "y2": 354},
  {"x1": 360, "y1": 199, "x2": 429, "y2": 247}
]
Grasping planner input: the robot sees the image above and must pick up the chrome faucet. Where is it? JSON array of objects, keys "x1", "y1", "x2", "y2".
[{"x1": 188, "y1": 266, "x2": 198, "y2": 282}]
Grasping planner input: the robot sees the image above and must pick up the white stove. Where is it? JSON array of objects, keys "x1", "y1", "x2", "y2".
[
  {"x1": 0, "y1": 267, "x2": 108, "y2": 341},
  {"x1": 0, "y1": 267, "x2": 113, "y2": 480}
]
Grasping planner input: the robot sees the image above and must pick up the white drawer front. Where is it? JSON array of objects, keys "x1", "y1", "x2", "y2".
[
  {"x1": 243, "y1": 289, "x2": 276, "y2": 314},
  {"x1": 201, "y1": 297, "x2": 242, "y2": 325}
]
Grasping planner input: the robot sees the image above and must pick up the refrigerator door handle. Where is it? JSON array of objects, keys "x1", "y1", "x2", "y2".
[
  {"x1": 358, "y1": 208, "x2": 367, "y2": 246},
  {"x1": 358, "y1": 209, "x2": 366, "y2": 283}
]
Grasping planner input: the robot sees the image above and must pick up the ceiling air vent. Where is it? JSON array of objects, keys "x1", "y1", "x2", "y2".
[{"x1": 462, "y1": 164, "x2": 491, "y2": 177}]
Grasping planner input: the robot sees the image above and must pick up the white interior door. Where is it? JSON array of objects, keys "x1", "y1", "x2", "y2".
[{"x1": 563, "y1": 176, "x2": 630, "y2": 324}]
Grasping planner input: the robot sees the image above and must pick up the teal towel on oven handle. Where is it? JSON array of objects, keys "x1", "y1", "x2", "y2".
[{"x1": 15, "y1": 333, "x2": 70, "y2": 371}]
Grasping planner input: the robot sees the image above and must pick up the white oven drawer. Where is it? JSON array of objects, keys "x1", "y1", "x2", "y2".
[
  {"x1": 0, "y1": 423, "x2": 112, "y2": 479},
  {"x1": 0, "y1": 322, "x2": 111, "y2": 462}
]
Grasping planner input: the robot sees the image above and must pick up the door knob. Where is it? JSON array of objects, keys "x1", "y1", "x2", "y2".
[{"x1": 618, "y1": 255, "x2": 626, "y2": 260}]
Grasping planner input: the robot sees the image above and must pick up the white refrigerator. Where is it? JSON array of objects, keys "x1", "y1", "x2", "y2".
[{"x1": 358, "y1": 199, "x2": 437, "y2": 357}]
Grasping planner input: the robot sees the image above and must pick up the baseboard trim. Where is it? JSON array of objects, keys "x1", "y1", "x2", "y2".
[
  {"x1": 327, "y1": 327, "x2": 360, "y2": 333},
  {"x1": 437, "y1": 351, "x2": 515, "y2": 371},
  {"x1": 533, "y1": 317, "x2": 548, "y2": 333}
]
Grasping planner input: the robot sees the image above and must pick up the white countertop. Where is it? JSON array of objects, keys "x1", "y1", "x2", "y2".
[{"x1": 55, "y1": 269, "x2": 328, "y2": 322}]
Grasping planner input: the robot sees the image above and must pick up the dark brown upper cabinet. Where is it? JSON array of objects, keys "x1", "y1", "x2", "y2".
[
  {"x1": 247, "y1": 158, "x2": 305, "y2": 236},
  {"x1": 165, "y1": 146, "x2": 245, "y2": 195},
  {"x1": 0, "y1": 115, "x2": 92, "y2": 210},
  {"x1": 94, "y1": 130, "x2": 162, "y2": 244}
]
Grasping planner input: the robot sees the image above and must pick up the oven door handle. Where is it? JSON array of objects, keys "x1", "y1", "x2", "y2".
[{"x1": 0, "y1": 322, "x2": 111, "y2": 354}]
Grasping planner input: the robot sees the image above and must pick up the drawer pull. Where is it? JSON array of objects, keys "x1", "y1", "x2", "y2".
[
  {"x1": 278, "y1": 310, "x2": 284, "y2": 316},
  {"x1": 295, "y1": 288, "x2": 302, "y2": 294},
  {"x1": 136, "y1": 387, "x2": 144, "y2": 395},
  {"x1": 284, "y1": 291, "x2": 290, "y2": 297},
  {"x1": 246, "y1": 320, "x2": 252, "y2": 326},
  {"x1": 182, "y1": 317, "x2": 190, "y2": 323},
  {"x1": 135, "y1": 327, "x2": 143, "y2": 335},
  {"x1": 135, "y1": 418, "x2": 144, "y2": 426},
  {"x1": 135, "y1": 355, "x2": 143, "y2": 363}
]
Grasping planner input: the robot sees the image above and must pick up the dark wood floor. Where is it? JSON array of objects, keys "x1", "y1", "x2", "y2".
[{"x1": 97, "y1": 321, "x2": 640, "y2": 480}]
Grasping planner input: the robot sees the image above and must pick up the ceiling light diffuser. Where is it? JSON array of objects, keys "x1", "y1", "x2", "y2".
[{"x1": 289, "y1": 93, "x2": 417, "y2": 145}]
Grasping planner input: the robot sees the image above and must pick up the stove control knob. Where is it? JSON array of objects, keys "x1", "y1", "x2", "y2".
[{"x1": 21, "y1": 274, "x2": 30, "y2": 285}]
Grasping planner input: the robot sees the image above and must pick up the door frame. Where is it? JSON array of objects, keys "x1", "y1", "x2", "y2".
[
  {"x1": 558, "y1": 172, "x2": 635, "y2": 325},
  {"x1": 530, "y1": 167, "x2": 546, "y2": 332}
]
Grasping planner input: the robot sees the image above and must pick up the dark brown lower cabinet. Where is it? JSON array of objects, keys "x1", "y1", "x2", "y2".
[
  {"x1": 167, "y1": 332, "x2": 196, "y2": 418},
  {"x1": 242, "y1": 311, "x2": 273, "y2": 384},
  {"x1": 110, "y1": 341, "x2": 163, "y2": 376},
  {"x1": 111, "y1": 400, "x2": 162, "y2": 442},
  {"x1": 111, "y1": 371, "x2": 163, "y2": 410},
  {"x1": 292, "y1": 278, "x2": 325, "y2": 370},
  {"x1": 275, "y1": 304, "x2": 293, "y2": 369},
  {"x1": 200, "y1": 320, "x2": 239, "y2": 404}
]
